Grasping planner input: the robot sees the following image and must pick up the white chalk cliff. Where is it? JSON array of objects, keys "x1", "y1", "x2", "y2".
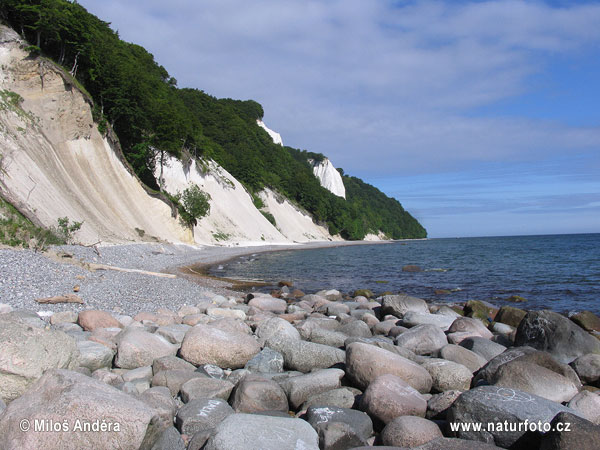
[
  {"x1": 257, "y1": 120, "x2": 283, "y2": 146},
  {"x1": 309, "y1": 158, "x2": 346, "y2": 199},
  {"x1": 0, "y1": 25, "x2": 335, "y2": 246}
]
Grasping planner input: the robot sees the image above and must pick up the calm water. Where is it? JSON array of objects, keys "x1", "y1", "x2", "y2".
[{"x1": 211, "y1": 234, "x2": 600, "y2": 314}]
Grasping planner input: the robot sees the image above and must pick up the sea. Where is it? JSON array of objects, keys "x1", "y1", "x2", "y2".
[{"x1": 210, "y1": 233, "x2": 600, "y2": 315}]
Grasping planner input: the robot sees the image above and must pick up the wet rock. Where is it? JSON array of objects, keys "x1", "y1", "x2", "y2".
[
  {"x1": 395, "y1": 324, "x2": 448, "y2": 355},
  {"x1": 459, "y1": 337, "x2": 506, "y2": 361},
  {"x1": 463, "y1": 300, "x2": 497, "y2": 321},
  {"x1": 180, "y1": 324, "x2": 260, "y2": 369},
  {"x1": 447, "y1": 385, "x2": 585, "y2": 448},
  {"x1": 570, "y1": 311, "x2": 600, "y2": 333},
  {"x1": 280, "y1": 368, "x2": 345, "y2": 410},
  {"x1": 381, "y1": 294, "x2": 429, "y2": 318},
  {"x1": 495, "y1": 306, "x2": 527, "y2": 328},
  {"x1": 180, "y1": 377, "x2": 234, "y2": 403},
  {"x1": 0, "y1": 317, "x2": 79, "y2": 402},
  {"x1": 380, "y1": 415, "x2": 443, "y2": 447},
  {"x1": 115, "y1": 328, "x2": 177, "y2": 369},
  {"x1": 346, "y1": 342, "x2": 432, "y2": 392},
  {"x1": 0, "y1": 369, "x2": 160, "y2": 449},
  {"x1": 402, "y1": 265, "x2": 422, "y2": 272},
  {"x1": 359, "y1": 374, "x2": 428, "y2": 425},
  {"x1": 439, "y1": 344, "x2": 487, "y2": 373},
  {"x1": 203, "y1": 413, "x2": 319, "y2": 450},
  {"x1": 175, "y1": 398, "x2": 234, "y2": 436},
  {"x1": 422, "y1": 359, "x2": 473, "y2": 392},
  {"x1": 230, "y1": 374, "x2": 288, "y2": 413},
  {"x1": 515, "y1": 310, "x2": 600, "y2": 363}
]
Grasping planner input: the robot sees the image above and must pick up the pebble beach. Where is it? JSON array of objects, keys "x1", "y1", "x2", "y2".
[{"x1": 0, "y1": 242, "x2": 599, "y2": 449}]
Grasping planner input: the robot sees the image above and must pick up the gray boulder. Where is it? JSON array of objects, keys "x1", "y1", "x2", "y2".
[
  {"x1": 180, "y1": 377, "x2": 234, "y2": 403},
  {"x1": 395, "y1": 324, "x2": 448, "y2": 355},
  {"x1": 279, "y1": 368, "x2": 345, "y2": 410},
  {"x1": 402, "y1": 312, "x2": 456, "y2": 331},
  {"x1": 301, "y1": 388, "x2": 357, "y2": 411},
  {"x1": 459, "y1": 337, "x2": 506, "y2": 361},
  {"x1": 380, "y1": 415, "x2": 443, "y2": 447},
  {"x1": 539, "y1": 411, "x2": 600, "y2": 450},
  {"x1": 570, "y1": 353, "x2": 600, "y2": 384},
  {"x1": 230, "y1": 374, "x2": 289, "y2": 413},
  {"x1": 115, "y1": 329, "x2": 177, "y2": 369},
  {"x1": 77, "y1": 340, "x2": 115, "y2": 372},
  {"x1": 306, "y1": 405, "x2": 373, "y2": 441},
  {"x1": 175, "y1": 398, "x2": 234, "y2": 435},
  {"x1": 422, "y1": 359, "x2": 473, "y2": 392},
  {"x1": 439, "y1": 344, "x2": 488, "y2": 373},
  {"x1": 245, "y1": 347, "x2": 284, "y2": 373},
  {"x1": 203, "y1": 413, "x2": 319, "y2": 450},
  {"x1": 151, "y1": 426, "x2": 186, "y2": 450},
  {"x1": 0, "y1": 369, "x2": 160, "y2": 449},
  {"x1": 515, "y1": 310, "x2": 600, "y2": 363},
  {"x1": 381, "y1": 294, "x2": 429, "y2": 318},
  {"x1": 0, "y1": 317, "x2": 79, "y2": 402},
  {"x1": 265, "y1": 337, "x2": 345, "y2": 373}
]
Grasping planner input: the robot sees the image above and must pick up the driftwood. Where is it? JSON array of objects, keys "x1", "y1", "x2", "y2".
[
  {"x1": 88, "y1": 263, "x2": 177, "y2": 279},
  {"x1": 35, "y1": 294, "x2": 83, "y2": 304}
]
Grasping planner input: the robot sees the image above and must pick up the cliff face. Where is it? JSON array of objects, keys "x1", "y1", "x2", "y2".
[
  {"x1": 0, "y1": 26, "x2": 190, "y2": 245},
  {"x1": 256, "y1": 120, "x2": 283, "y2": 146},
  {"x1": 309, "y1": 158, "x2": 346, "y2": 199}
]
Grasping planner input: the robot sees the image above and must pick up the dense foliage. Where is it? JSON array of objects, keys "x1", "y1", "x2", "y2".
[
  {"x1": 176, "y1": 185, "x2": 211, "y2": 227},
  {"x1": 0, "y1": 0, "x2": 427, "y2": 239}
]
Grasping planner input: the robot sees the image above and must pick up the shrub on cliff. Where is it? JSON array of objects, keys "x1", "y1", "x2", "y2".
[{"x1": 176, "y1": 185, "x2": 211, "y2": 227}]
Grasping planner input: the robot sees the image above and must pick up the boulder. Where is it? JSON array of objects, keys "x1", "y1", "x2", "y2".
[
  {"x1": 265, "y1": 337, "x2": 345, "y2": 373},
  {"x1": 439, "y1": 344, "x2": 487, "y2": 373},
  {"x1": 152, "y1": 355, "x2": 196, "y2": 374},
  {"x1": 0, "y1": 317, "x2": 79, "y2": 402},
  {"x1": 401, "y1": 312, "x2": 456, "y2": 331},
  {"x1": 180, "y1": 377, "x2": 234, "y2": 403},
  {"x1": 491, "y1": 359, "x2": 579, "y2": 403},
  {"x1": 230, "y1": 374, "x2": 289, "y2": 413},
  {"x1": 473, "y1": 346, "x2": 539, "y2": 385},
  {"x1": 0, "y1": 369, "x2": 160, "y2": 449},
  {"x1": 137, "y1": 386, "x2": 178, "y2": 430},
  {"x1": 359, "y1": 374, "x2": 428, "y2": 425},
  {"x1": 180, "y1": 324, "x2": 260, "y2": 369},
  {"x1": 306, "y1": 405, "x2": 373, "y2": 441},
  {"x1": 248, "y1": 296, "x2": 287, "y2": 314},
  {"x1": 155, "y1": 324, "x2": 191, "y2": 345},
  {"x1": 308, "y1": 328, "x2": 349, "y2": 347},
  {"x1": 175, "y1": 398, "x2": 234, "y2": 436},
  {"x1": 279, "y1": 368, "x2": 345, "y2": 410},
  {"x1": 203, "y1": 413, "x2": 319, "y2": 450},
  {"x1": 422, "y1": 359, "x2": 473, "y2": 392},
  {"x1": 567, "y1": 391, "x2": 600, "y2": 425},
  {"x1": 515, "y1": 310, "x2": 600, "y2": 363},
  {"x1": 447, "y1": 385, "x2": 585, "y2": 448},
  {"x1": 426, "y1": 390, "x2": 463, "y2": 420},
  {"x1": 316, "y1": 422, "x2": 367, "y2": 450},
  {"x1": 448, "y1": 317, "x2": 493, "y2": 339},
  {"x1": 77, "y1": 340, "x2": 115, "y2": 372},
  {"x1": 78, "y1": 310, "x2": 122, "y2": 331},
  {"x1": 570, "y1": 353, "x2": 600, "y2": 384},
  {"x1": 539, "y1": 411, "x2": 600, "y2": 450},
  {"x1": 339, "y1": 320, "x2": 372, "y2": 338},
  {"x1": 395, "y1": 324, "x2": 448, "y2": 355},
  {"x1": 244, "y1": 347, "x2": 284, "y2": 373},
  {"x1": 301, "y1": 388, "x2": 357, "y2": 411},
  {"x1": 463, "y1": 300, "x2": 497, "y2": 321},
  {"x1": 115, "y1": 329, "x2": 177, "y2": 369},
  {"x1": 151, "y1": 370, "x2": 205, "y2": 396},
  {"x1": 380, "y1": 416, "x2": 443, "y2": 447},
  {"x1": 459, "y1": 337, "x2": 506, "y2": 361},
  {"x1": 346, "y1": 342, "x2": 432, "y2": 393},
  {"x1": 255, "y1": 317, "x2": 301, "y2": 345},
  {"x1": 381, "y1": 294, "x2": 428, "y2": 318},
  {"x1": 495, "y1": 306, "x2": 527, "y2": 328},
  {"x1": 571, "y1": 311, "x2": 600, "y2": 333},
  {"x1": 151, "y1": 426, "x2": 185, "y2": 450}
]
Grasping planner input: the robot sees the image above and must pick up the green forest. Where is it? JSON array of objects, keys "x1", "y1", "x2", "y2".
[{"x1": 0, "y1": 0, "x2": 427, "y2": 239}]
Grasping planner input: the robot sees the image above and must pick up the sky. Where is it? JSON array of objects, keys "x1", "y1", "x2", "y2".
[{"x1": 77, "y1": 0, "x2": 600, "y2": 238}]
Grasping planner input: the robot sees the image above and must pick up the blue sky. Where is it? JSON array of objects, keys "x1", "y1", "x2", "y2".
[{"x1": 77, "y1": 0, "x2": 600, "y2": 237}]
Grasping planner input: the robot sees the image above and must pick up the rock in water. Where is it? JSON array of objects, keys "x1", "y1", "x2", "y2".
[
  {"x1": 0, "y1": 317, "x2": 79, "y2": 402},
  {"x1": 447, "y1": 385, "x2": 585, "y2": 448},
  {"x1": 0, "y1": 369, "x2": 160, "y2": 449},
  {"x1": 203, "y1": 413, "x2": 319, "y2": 450},
  {"x1": 180, "y1": 324, "x2": 260, "y2": 369},
  {"x1": 515, "y1": 310, "x2": 600, "y2": 363}
]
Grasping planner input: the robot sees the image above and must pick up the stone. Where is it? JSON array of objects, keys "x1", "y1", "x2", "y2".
[
  {"x1": 301, "y1": 388, "x2": 357, "y2": 411},
  {"x1": 280, "y1": 368, "x2": 345, "y2": 410},
  {"x1": 515, "y1": 310, "x2": 600, "y2": 363},
  {"x1": 491, "y1": 359, "x2": 579, "y2": 403},
  {"x1": 426, "y1": 390, "x2": 462, "y2": 420},
  {"x1": 152, "y1": 355, "x2": 196, "y2": 374},
  {"x1": 422, "y1": 359, "x2": 473, "y2": 392},
  {"x1": 265, "y1": 337, "x2": 345, "y2": 373},
  {"x1": 0, "y1": 369, "x2": 160, "y2": 449},
  {"x1": 539, "y1": 412, "x2": 600, "y2": 450},
  {"x1": 359, "y1": 374, "x2": 428, "y2": 425},
  {"x1": 447, "y1": 385, "x2": 585, "y2": 448},
  {"x1": 180, "y1": 377, "x2": 234, "y2": 403},
  {"x1": 439, "y1": 344, "x2": 487, "y2": 373},
  {"x1": 245, "y1": 347, "x2": 284, "y2": 373},
  {"x1": 464, "y1": 300, "x2": 497, "y2": 321},
  {"x1": 0, "y1": 317, "x2": 79, "y2": 402},
  {"x1": 151, "y1": 426, "x2": 186, "y2": 450},
  {"x1": 309, "y1": 328, "x2": 349, "y2": 347},
  {"x1": 255, "y1": 317, "x2": 301, "y2": 344},
  {"x1": 381, "y1": 294, "x2": 429, "y2": 318},
  {"x1": 3, "y1": 309, "x2": 46, "y2": 328},
  {"x1": 230, "y1": 374, "x2": 288, "y2": 413},
  {"x1": 495, "y1": 306, "x2": 527, "y2": 328},
  {"x1": 196, "y1": 364, "x2": 225, "y2": 379},
  {"x1": 570, "y1": 353, "x2": 600, "y2": 384},
  {"x1": 307, "y1": 406, "x2": 373, "y2": 441},
  {"x1": 402, "y1": 312, "x2": 456, "y2": 331},
  {"x1": 402, "y1": 265, "x2": 422, "y2": 272},
  {"x1": 415, "y1": 437, "x2": 503, "y2": 449},
  {"x1": 50, "y1": 310, "x2": 79, "y2": 324},
  {"x1": 204, "y1": 413, "x2": 319, "y2": 450},
  {"x1": 152, "y1": 370, "x2": 205, "y2": 396},
  {"x1": 473, "y1": 346, "x2": 539, "y2": 385},
  {"x1": 137, "y1": 386, "x2": 178, "y2": 430},
  {"x1": 180, "y1": 324, "x2": 260, "y2": 369},
  {"x1": 459, "y1": 337, "x2": 506, "y2": 361},
  {"x1": 345, "y1": 342, "x2": 432, "y2": 392},
  {"x1": 380, "y1": 416, "x2": 443, "y2": 447},
  {"x1": 448, "y1": 317, "x2": 493, "y2": 339},
  {"x1": 571, "y1": 311, "x2": 600, "y2": 333},
  {"x1": 115, "y1": 329, "x2": 177, "y2": 369},
  {"x1": 175, "y1": 398, "x2": 234, "y2": 435},
  {"x1": 92, "y1": 368, "x2": 124, "y2": 386},
  {"x1": 317, "y1": 422, "x2": 367, "y2": 450},
  {"x1": 155, "y1": 324, "x2": 191, "y2": 345},
  {"x1": 206, "y1": 308, "x2": 247, "y2": 321},
  {"x1": 248, "y1": 296, "x2": 287, "y2": 314},
  {"x1": 395, "y1": 324, "x2": 448, "y2": 355},
  {"x1": 354, "y1": 289, "x2": 374, "y2": 298},
  {"x1": 77, "y1": 340, "x2": 115, "y2": 371},
  {"x1": 567, "y1": 391, "x2": 600, "y2": 425},
  {"x1": 78, "y1": 310, "x2": 121, "y2": 331},
  {"x1": 339, "y1": 320, "x2": 372, "y2": 338}
]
